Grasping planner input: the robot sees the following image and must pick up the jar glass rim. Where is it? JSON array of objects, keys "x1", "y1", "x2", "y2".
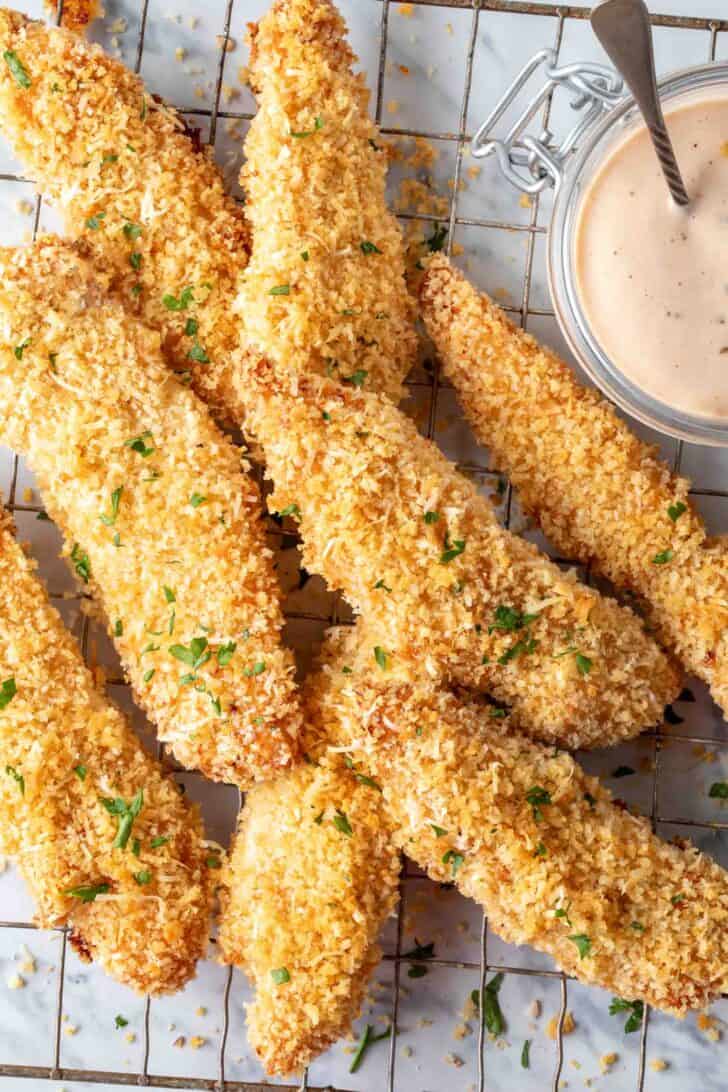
[{"x1": 547, "y1": 60, "x2": 728, "y2": 447}]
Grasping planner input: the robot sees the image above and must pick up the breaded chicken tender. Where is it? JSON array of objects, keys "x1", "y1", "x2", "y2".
[
  {"x1": 0, "y1": 239, "x2": 300, "y2": 787},
  {"x1": 219, "y1": 759, "x2": 400, "y2": 1075},
  {"x1": 242, "y1": 364, "x2": 679, "y2": 750},
  {"x1": 0, "y1": 5, "x2": 250, "y2": 427},
  {"x1": 420, "y1": 254, "x2": 728, "y2": 713},
  {"x1": 0, "y1": 505, "x2": 213, "y2": 994},
  {"x1": 308, "y1": 627, "x2": 728, "y2": 1017},
  {"x1": 239, "y1": 0, "x2": 416, "y2": 401}
]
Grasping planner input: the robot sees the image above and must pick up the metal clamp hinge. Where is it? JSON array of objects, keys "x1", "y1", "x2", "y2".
[{"x1": 470, "y1": 49, "x2": 624, "y2": 194}]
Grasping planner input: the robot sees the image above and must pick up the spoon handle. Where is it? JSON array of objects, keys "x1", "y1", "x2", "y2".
[{"x1": 590, "y1": 0, "x2": 689, "y2": 206}]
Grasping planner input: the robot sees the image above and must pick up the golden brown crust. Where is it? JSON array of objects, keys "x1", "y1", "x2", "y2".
[
  {"x1": 219, "y1": 760, "x2": 400, "y2": 1076},
  {"x1": 241, "y1": 363, "x2": 680, "y2": 750},
  {"x1": 308, "y1": 627, "x2": 728, "y2": 1017},
  {"x1": 0, "y1": 505, "x2": 213, "y2": 995},
  {"x1": 238, "y1": 0, "x2": 416, "y2": 403},
  {"x1": 0, "y1": 239, "x2": 301, "y2": 787},
  {"x1": 421, "y1": 254, "x2": 728, "y2": 710}
]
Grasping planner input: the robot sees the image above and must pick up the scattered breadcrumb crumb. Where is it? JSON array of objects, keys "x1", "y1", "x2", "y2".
[
  {"x1": 445, "y1": 1053, "x2": 465, "y2": 1068},
  {"x1": 600, "y1": 1052, "x2": 618, "y2": 1072},
  {"x1": 387, "y1": 99, "x2": 399, "y2": 114},
  {"x1": 189, "y1": 1036, "x2": 206, "y2": 1049},
  {"x1": 528, "y1": 999, "x2": 541, "y2": 1019},
  {"x1": 14, "y1": 199, "x2": 33, "y2": 216},
  {"x1": 519, "y1": 193, "x2": 532, "y2": 208},
  {"x1": 649, "y1": 1058, "x2": 668, "y2": 1072},
  {"x1": 174, "y1": 46, "x2": 186, "y2": 61},
  {"x1": 173, "y1": 1036, "x2": 186, "y2": 1049},
  {"x1": 216, "y1": 35, "x2": 235, "y2": 52},
  {"x1": 64, "y1": 1025, "x2": 78, "y2": 1036},
  {"x1": 397, "y1": 3, "x2": 415, "y2": 14},
  {"x1": 7, "y1": 973, "x2": 25, "y2": 989},
  {"x1": 547, "y1": 1012, "x2": 575, "y2": 1039}
]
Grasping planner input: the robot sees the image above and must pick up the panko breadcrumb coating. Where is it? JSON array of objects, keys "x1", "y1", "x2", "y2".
[
  {"x1": 0, "y1": 6, "x2": 251, "y2": 428},
  {"x1": 239, "y1": 0, "x2": 416, "y2": 401},
  {"x1": 219, "y1": 760, "x2": 400, "y2": 1076},
  {"x1": 308, "y1": 627, "x2": 728, "y2": 1017},
  {"x1": 0, "y1": 505, "x2": 213, "y2": 995},
  {"x1": 420, "y1": 255, "x2": 728, "y2": 714},
  {"x1": 0, "y1": 239, "x2": 301, "y2": 787},
  {"x1": 241, "y1": 364, "x2": 679, "y2": 750}
]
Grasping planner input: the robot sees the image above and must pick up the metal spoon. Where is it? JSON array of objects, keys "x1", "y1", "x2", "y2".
[{"x1": 590, "y1": 0, "x2": 689, "y2": 206}]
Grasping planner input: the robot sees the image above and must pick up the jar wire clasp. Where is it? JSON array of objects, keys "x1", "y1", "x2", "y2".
[{"x1": 470, "y1": 49, "x2": 624, "y2": 194}]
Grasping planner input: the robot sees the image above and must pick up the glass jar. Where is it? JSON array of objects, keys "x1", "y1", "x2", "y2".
[{"x1": 472, "y1": 52, "x2": 728, "y2": 446}]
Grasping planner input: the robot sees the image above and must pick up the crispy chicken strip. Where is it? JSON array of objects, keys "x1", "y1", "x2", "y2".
[
  {"x1": 218, "y1": 760, "x2": 400, "y2": 1075},
  {"x1": 0, "y1": 239, "x2": 300, "y2": 786},
  {"x1": 307, "y1": 627, "x2": 728, "y2": 1018},
  {"x1": 0, "y1": 506, "x2": 213, "y2": 994},
  {"x1": 240, "y1": 0, "x2": 416, "y2": 401},
  {"x1": 420, "y1": 254, "x2": 728, "y2": 712},
  {"x1": 242, "y1": 364, "x2": 679, "y2": 749}
]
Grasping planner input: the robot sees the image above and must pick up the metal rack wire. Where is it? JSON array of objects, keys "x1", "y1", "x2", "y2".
[{"x1": 1, "y1": 1, "x2": 728, "y2": 1090}]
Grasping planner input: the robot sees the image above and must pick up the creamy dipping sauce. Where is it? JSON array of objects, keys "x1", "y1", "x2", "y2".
[{"x1": 575, "y1": 94, "x2": 728, "y2": 421}]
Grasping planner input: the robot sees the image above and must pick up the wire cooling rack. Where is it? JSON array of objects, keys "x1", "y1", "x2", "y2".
[{"x1": 1, "y1": 1, "x2": 728, "y2": 1091}]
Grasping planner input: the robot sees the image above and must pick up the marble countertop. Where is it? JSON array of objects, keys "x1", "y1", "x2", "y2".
[{"x1": 1, "y1": 1, "x2": 728, "y2": 1090}]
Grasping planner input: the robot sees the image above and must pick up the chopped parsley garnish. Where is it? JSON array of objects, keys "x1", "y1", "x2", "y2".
[
  {"x1": 170, "y1": 637, "x2": 211, "y2": 672},
  {"x1": 189, "y1": 492, "x2": 207, "y2": 508},
  {"x1": 423, "y1": 510, "x2": 440, "y2": 524},
  {"x1": 99, "y1": 788, "x2": 143, "y2": 850},
  {"x1": 114, "y1": 1015, "x2": 128, "y2": 1029},
  {"x1": 163, "y1": 586, "x2": 176, "y2": 604},
  {"x1": 533, "y1": 841, "x2": 547, "y2": 857},
  {"x1": 442, "y1": 848, "x2": 464, "y2": 877},
  {"x1": 489, "y1": 707, "x2": 507, "y2": 719},
  {"x1": 403, "y1": 938, "x2": 434, "y2": 978},
  {"x1": 143, "y1": 669, "x2": 155, "y2": 683},
  {"x1": 408, "y1": 964, "x2": 427, "y2": 978},
  {"x1": 129, "y1": 251, "x2": 142, "y2": 271},
  {"x1": 188, "y1": 341, "x2": 210, "y2": 364},
  {"x1": 140, "y1": 96, "x2": 147, "y2": 121},
  {"x1": 374, "y1": 579, "x2": 392, "y2": 592},
  {"x1": 162, "y1": 286, "x2": 194, "y2": 311},
  {"x1": 133, "y1": 870, "x2": 152, "y2": 886},
  {"x1": 269, "y1": 284, "x2": 291, "y2": 296},
  {"x1": 472, "y1": 973, "x2": 505, "y2": 1036},
  {"x1": 85, "y1": 212, "x2": 106, "y2": 230},
  {"x1": 5, "y1": 765, "x2": 24, "y2": 795},
  {"x1": 525, "y1": 785, "x2": 551, "y2": 822},
  {"x1": 349, "y1": 1024, "x2": 391, "y2": 1074},
  {"x1": 554, "y1": 900, "x2": 572, "y2": 926},
  {"x1": 301, "y1": 250, "x2": 309, "y2": 261},
  {"x1": 114, "y1": 620, "x2": 123, "y2": 637},
  {"x1": 290, "y1": 115, "x2": 324, "y2": 138},
  {"x1": 322, "y1": 410, "x2": 331, "y2": 421},
  {"x1": 576, "y1": 652, "x2": 592, "y2": 676},
  {"x1": 212, "y1": 642, "x2": 236, "y2": 669},
  {"x1": 360, "y1": 240, "x2": 382, "y2": 255},
  {"x1": 123, "y1": 222, "x2": 142, "y2": 240},
  {"x1": 270, "y1": 967, "x2": 290, "y2": 984},
  {"x1": 427, "y1": 223, "x2": 448, "y2": 253},
  {"x1": 609, "y1": 997, "x2": 644, "y2": 1034},
  {"x1": 652, "y1": 549, "x2": 673, "y2": 565},
  {"x1": 667, "y1": 501, "x2": 687, "y2": 522},
  {"x1": 74, "y1": 764, "x2": 87, "y2": 781},
  {"x1": 13, "y1": 337, "x2": 30, "y2": 360},
  {"x1": 131, "y1": 839, "x2": 140, "y2": 858},
  {"x1": 612, "y1": 765, "x2": 635, "y2": 778},
  {"x1": 243, "y1": 661, "x2": 266, "y2": 677},
  {"x1": 630, "y1": 921, "x2": 645, "y2": 932},
  {"x1": 373, "y1": 646, "x2": 388, "y2": 670},
  {"x1": 439, "y1": 533, "x2": 465, "y2": 565},
  {"x1": 430, "y1": 824, "x2": 447, "y2": 837},
  {"x1": 279, "y1": 503, "x2": 301, "y2": 518},
  {"x1": 568, "y1": 933, "x2": 592, "y2": 959},
  {"x1": 0, "y1": 677, "x2": 17, "y2": 710},
  {"x1": 333, "y1": 809, "x2": 353, "y2": 837},
  {"x1": 498, "y1": 634, "x2": 538, "y2": 665},
  {"x1": 70, "y1": 543, "x2": 91, "y2": 584},
  {"x1": 184, "y1": 317, "x2": 198, "y2": 337},
  {"x1": 343, "y1": 756, "x2": 381, "y2": 792},
  {"x1": 65, "y1": 883, "x2": 110, "y2": 903},
  {"x1": 671, "y1": 893, "x2": 685, "y2": 906},
  {"x1": 343, "y1": 369, "x2": 367, "y2": 388},
  {"x1": 150, "y1": 835, "x2": 169, "y2": 848},
  {"x1": 521, "y1": 1039, "x2": 531, "y2": 1069},
  {"x1": 100, "y1": 485, "x2": 123, "y2": 527},
  {"x1": 206, "y1": 854, "x2": 222, "y2": 868},
  {"x1": 488, "y1": 605, "x2": 539, "y2": 633},
  {"x1": 709, "y1": 781, "x2": 728, "y2": 799},
  {"x1": 102, "y1": 153, "x2": 119, "y2": 164},
  {"x1": 3, "y1": 51, "x2": 31, "y2": 88},
  {"x1": 125, "y1": 428, "x2": 154, "y2": 458}
]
